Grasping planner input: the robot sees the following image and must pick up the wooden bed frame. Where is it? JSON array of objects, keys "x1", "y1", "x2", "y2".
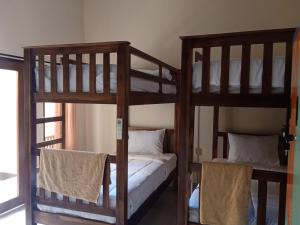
[
  {"x1": 23, "y1": 42, "x2": 180, "y2": 225},
  {"x1": 177, "y1": 28, "x2": 297, "y2": 225}
]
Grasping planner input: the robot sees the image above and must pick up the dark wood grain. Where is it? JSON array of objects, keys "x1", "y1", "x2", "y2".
[
  {"x1": 103, "y1": 53, "x2": 110, "y2": 95},
  {"x1": 241, "y1": 44, "x2": 251, "y2": 94},
  {"x1": 89, "y1": 53, "x2": 96, "y2": 93},
  {"x1": 76, "y1": 54, "x2": 83, "y2": 92},
  {"x1": 62, "y1": 54, "x2": 70, "y2": 93},
  {"x1": 38, "y1": 55, "x2": 45, "y2": 93},
  {"x1": 220, "y1": 45, "x2": 230, "y2": 94}
]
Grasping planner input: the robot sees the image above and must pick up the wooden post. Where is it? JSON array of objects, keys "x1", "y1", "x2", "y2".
[
  {"x1": 24, "y1": 48, "x2": 37, "y2": 225},
  {"x1": 116, "y1": 44, "x2": 130, "y2": 225},
  {"x1": 212, "y1": 106, "x2": 219, "y2": 159},
  {"x1": 177, "y1": 39, "x2": 193, "y2": 225}
]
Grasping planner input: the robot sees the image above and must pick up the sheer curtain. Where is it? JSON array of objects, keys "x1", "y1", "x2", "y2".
[{"x1": 55, "y1": 103, "x2": 76, "y2": 149}]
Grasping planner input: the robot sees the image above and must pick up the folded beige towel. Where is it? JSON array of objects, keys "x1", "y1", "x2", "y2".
[
  {"x1": 39, "y1": 149, "x2": 107, "y2": 203},
  {"x1": 200, "y1": 161, "x2": 253, "y2": 225}
]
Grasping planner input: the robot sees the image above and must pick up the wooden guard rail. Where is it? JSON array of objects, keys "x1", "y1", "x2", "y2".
[
  {"x1": 181, "y1": 28, "x2": 296, "y2": 107},
  {"x1": 26, "y1": 42, "x2": 179, "y2": 104},
  {"x1": 189, "y1": 162, "x2": 287, "y2": 225},
  {"x1": 35, "y1": 148, "x2": 116, "y2": 217}
]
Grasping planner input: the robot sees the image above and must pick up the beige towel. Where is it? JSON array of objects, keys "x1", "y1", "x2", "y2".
[
  {"x1": 200, "y1": 161, "x2": 253, "y2": 225},
  {"x1": 39, "y1": 149, "x2": 107, "y2": 203}
]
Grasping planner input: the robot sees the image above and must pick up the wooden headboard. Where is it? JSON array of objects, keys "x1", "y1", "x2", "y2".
[
  {"x1": 216, "y1": 131, "x2": 287, "y2": 165},
  {"x1": 128, "y1": 127, "x2": 176, "y2": 154}
]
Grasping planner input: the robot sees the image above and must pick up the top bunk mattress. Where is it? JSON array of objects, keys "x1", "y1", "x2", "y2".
[
  {"x1": 193, "y1": 56, "x2": 286, "y2": 94},
  {"x1": 34, "y1": 65, "x2": 176, "y2": 94}
]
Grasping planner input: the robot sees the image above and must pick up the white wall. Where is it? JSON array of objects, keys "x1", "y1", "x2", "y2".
[
  {"x1": 0, "y1": 0, "x2": 84, "y2": 56},
  {"x1": 81, "y1": 0, "x2": 300, "y2": 158}
]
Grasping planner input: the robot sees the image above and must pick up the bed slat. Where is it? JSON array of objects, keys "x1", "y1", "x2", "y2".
[
  {"x1": 241, "y1": 44, "x2": 251, "y2": 94},
  {"x1": 202, "y1": 47, "x2": 211, "y2": 94},
  {"x1": 284, "y1": 41, "x2": 293, "y2": 95},
  {"x1": 76, "y1": 54, "x2": 83, "y2": 92},
  {"x1": 278, "y1": 181, "x2": 287, "y2": 225},
  {"x1": 159, "y1": 65, "x2": 163, "y2": 94},
  {"x1": 262, "y1": 43, "x2": 273, "y2": 94},
  {"x1": 63, "y1": 54, "x2": 70, "y2": 93},
  {"x1": 38, "y1": 55, "x2": 45, "y2": 93},
  {"x1": 103, "y1": 158, "x2": 110, "y2": 208},
  {"x1": 40, "y1": 188, "x2": 45, "y2": 200},
  {"x1": 103, "y1": 53, "x2": 110, "y2": 95},
  {"x1": 257, "y1": 180, "x2": 267, "y2": 225},
  {"x1": 50, "y1": 54, "x2": 57, "y2": 93},
  {"x1": 89, "y1": 53, "x2": 96, "y2": 93},
  {"x1": 220, "y1": 45, "x2": 230, "y2": 94}
]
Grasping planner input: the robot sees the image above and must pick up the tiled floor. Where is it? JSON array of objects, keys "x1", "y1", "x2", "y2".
[{"x1": 0, "y1": 190, "x2": 177, "y2": 225}]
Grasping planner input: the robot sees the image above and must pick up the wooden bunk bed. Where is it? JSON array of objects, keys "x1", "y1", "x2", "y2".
[
  {"x1": 23, "y1": 42, "x2": 180, "y2": 225},
  {"x1": 177, "y1": 28, "x2": 297, "y2": 225}
]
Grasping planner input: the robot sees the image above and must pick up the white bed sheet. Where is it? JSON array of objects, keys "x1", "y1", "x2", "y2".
[
  {"x1": 37, "y1": 153, "x2": 177, "y2": 224},
  {"x1": 193, "y1": 56, "x2": 286, "y2": 93},
  {"x1": 188, "y1": 160, "x2": 287, "y2": 225},
  {"x1": 35, "y1": 65, "x2": 176, "y2": 94}
]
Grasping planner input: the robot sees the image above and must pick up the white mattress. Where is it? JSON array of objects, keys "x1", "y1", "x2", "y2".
[
  {"x1": 35, "y1": 65, "x2": 176, "y2": 94},
  {"x1": 37, "y1": 153, "x2": 177, "y2": 224},
  {"x1": 188, "y1": 161, "x2": 287, "y2": 225},
  {"x1": 193, "y1": 56, "x2": 286, "y2": 93}
]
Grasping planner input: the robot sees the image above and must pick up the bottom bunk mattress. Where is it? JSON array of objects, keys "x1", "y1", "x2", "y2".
[{"x1": 37, "y1": 153, "x2": 177, "y2": 223}]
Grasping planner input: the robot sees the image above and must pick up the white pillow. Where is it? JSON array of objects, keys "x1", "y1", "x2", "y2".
[
  {"x1": 228, "y1": 133, "x2": 279, "y2": 167},
  {"x1": 128, "y1": 129, "x2": 165, "y2": 155}
]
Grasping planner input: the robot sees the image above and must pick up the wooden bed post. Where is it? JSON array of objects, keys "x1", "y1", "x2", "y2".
[
  {"x1": 116, "y1": 43, "x2": 130, "y2": 225},
  {"x1": 24, "y1": 48, "x2": 37, "y2": 225},
  {"x1": 212, "y1": 106, "x2": 219, "y2": 159},
  {"x1": 177, "y1": 39, "x2": 193, "y2": 225}
]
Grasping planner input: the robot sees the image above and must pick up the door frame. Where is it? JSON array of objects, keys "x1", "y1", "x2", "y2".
[{"x1": 0, "y1": 56, "x2": 26, "y2": 214}]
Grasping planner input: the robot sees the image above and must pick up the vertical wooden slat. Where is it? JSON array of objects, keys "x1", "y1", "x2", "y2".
[
  {"x1": 62, "y1": 54, "x2": 69, "y2": 93},
  {"x1": 159, "y1": 65, "x2": 163, "y2": 94},
  {"x1": 257, "y1": 180, "x2": 267, "y2": 225},
  {"x1": 50, "y1": 54, "x2": 57, "y2": 93},
  {"x1": 220, "y1": 45, "x2": 230, "y2": 94},
  {"x1": 223, "y1": 133, "x2": 228, "y2": 158},
  {"x1": 76, "y1": 54, "x2": 83, "y2": 92},
  {"x1": 38, "y1": 55, "x2": 45, "y2": 93},
  {"x1": 39, "y1": 188, "x2": 45, "y2": 200},
  {"x1": 63, "y1": 196, "x2": 68, "y2": 204},
  {"x1": 51, "y1": 192, "x2": 56, "y2": 201},
  {"x1": 61, "y1": 103, "x2": 66, "y2": 149},
  {"x1": 241, "y1": 44, "x2": 251, "y2": 94},
  {"x1": 212, "y1": 106, "x2": 219, "y2": 159},
  {"x1": 202, "y1": 47, "x2": 211, "y2": 94},
  {"x1": 278, "y1": 181, "x2": 287, "y2": 225},
  {"x1": 116, "y1": 44, "x2": 130, "y2": 225},
  {"x1": 89, "y1": 53, "x2": 96, "y2": 93},
  {"x1": 284, "y1": 41, "x2": 293, "y2": 95},
  {"x1": 103, "y1": 158, "x2": 110, "y2": 208},
  {"x1": 103, "y1": 53, "x2": 110, "y2": 95},
  {"x1": 262, "y1": 42, "x2": 273, "y2": 94}
]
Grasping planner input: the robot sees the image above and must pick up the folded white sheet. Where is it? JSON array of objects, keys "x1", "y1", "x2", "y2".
[
  {"x1": 35, "y1": 65, "x2": 177, "y2": 94},
  {"x1": 193, "y1": 56, "x2": 285, "y2": 93}
]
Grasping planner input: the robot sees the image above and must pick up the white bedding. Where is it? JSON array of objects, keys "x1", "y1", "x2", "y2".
[
  {"x1": 193, "y1": 56, "x2": 286, "y2": 93},
  {"x1": 188, "y1": 160, "x2": 287, "y2": 225},
  {"x1": 37, "y1": 153, "x2": 177, "y2": 224},
  {"x1": 35, "y1": 65, "x2": 176, "y2": 94}
]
